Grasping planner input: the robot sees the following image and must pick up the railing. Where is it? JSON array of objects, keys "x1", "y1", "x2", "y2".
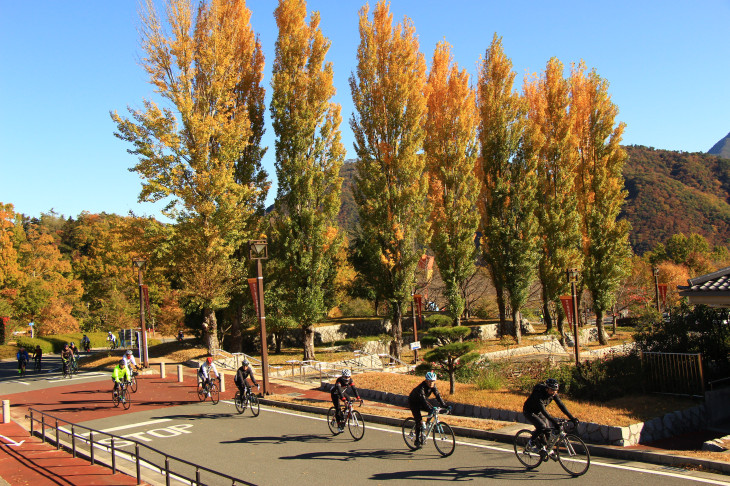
[
  {"x1": 708, "y1": 376, "x2": 730, "y2": 391},
  {"x1": 641, "y1": 351, "x2": 705, "y2": 397},
  {"x1": 27, "y1": 408, "x2": 253, "y2": 486}
]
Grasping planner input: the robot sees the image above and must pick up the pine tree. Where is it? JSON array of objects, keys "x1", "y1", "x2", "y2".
[
  {"x1": 524, "y1": 57, "x2": 582, "y2": 341},
  {"x1": 425, "y1": 41, "x2": 480, "y2": 327},
  {"x1": 571, "y1": 62, "x2": 631, "y2": 344},
  {"x1": 269, "y1": 0, "x2": 345, "y2": 361},
  {"x1": 111, "y1": 0, "x2": 268, "y2": 354},
  {"x1": 349, "y1": 0, "x2": 430, "y2": 359}
]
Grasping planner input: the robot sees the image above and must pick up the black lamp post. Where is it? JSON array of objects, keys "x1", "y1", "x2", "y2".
[
  {"x1": 653, "y1": 266, "x2": 661, "y2": 312},
  {"x1": 567, "y1": 268, "x2": 580, "y2": 366},
  {"x1": 132, "y1": 259, "x2": 149, "y2": 367},
  {"x1": 249, "y1": 239, "x2": 270, "y2": 395}
]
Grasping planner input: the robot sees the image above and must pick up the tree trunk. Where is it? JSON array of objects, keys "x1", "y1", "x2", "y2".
[
  {"x1": 374, "y1": 298, "x2": 379, "y2": 317},
  {"x1": 203, "y1": 308, "x2": 220, "y2": 355},
  {"x1": 303, "y1": 324, "x2": 316, "y2": 361},
  {"x1": 556, "y1": 309, "x2": 566, "y2": 347},
  {"x1": 512, "y1": 308, "x2": 522, "y2": 345},
  {"x1": 390, "y1": 303, "x2": 403, "y2": 361},
  {"x1": 449, "y1": 367, "x2": 455, "y2": 394},
  {"x1": 595, "y1": 308, "x2": 608, "y2": 345},
  {"x1": 496, "y1": 288, "x2": 507, "y2": 337},
  {"x1": 612, "y1": 305, "x2": 617, "y2": 335},
  {"x1": 274, "y1": 332, "x2": 282, "y2": 354},
  {"x1": 543, "y1": 300, "x2": 553, "y2": 332}
]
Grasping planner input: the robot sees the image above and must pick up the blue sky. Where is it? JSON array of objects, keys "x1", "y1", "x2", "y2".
[{"x1": 1, "y1": 0, "x2": 729, "y2": 221}]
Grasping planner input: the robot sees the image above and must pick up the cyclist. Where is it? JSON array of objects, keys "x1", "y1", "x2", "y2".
[
  {"x1": 408, "y1": 371, "x2": 449, "y2": 448},
  {"x1": 523, "y1": 378, "x2": 578, "y2": 456},
  {"x1": 234, "y1": 359, "x2": 259, "y2": 398},
  {"x1": 81, "y1": 334, "x2": 91, "y2": 352},
  {"x1": 107, "y1": 331, "x2": 117, "y2": 349},
  {"x1": 32, "y1": 345, "x2": 42, "y2": 371},
  {"x1": 330, "y1": 369, "x2": 361, "y2": 432},
  {"x1": 16, "y1": 347, "x2": 30, "y2": 375},
  {"x1": 177, "y1": 330, "x2": 184, "y2": 342},
  {"x1": 60, "y1": 343, "x2": 74, "y2": 375},
  {"x1": 112, "y1": 359, "x2": 131, "y2": 397},
  {"x1": 123, "y1": 350, "x2": 139, "y2": 377},
  {"x1": 69, "y1": 342, "x2": 79, "y2": 358},
  {"x1": 198, "y1": 357, "x2": 219, "y2": 397}
]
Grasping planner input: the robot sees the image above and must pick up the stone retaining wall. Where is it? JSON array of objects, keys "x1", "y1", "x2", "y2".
[{"x1": 324, "y1": 383, "x2": 709, "y2": 446}]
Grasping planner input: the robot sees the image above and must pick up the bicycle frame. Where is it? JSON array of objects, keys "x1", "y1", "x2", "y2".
[{"x1": 422, "y1": 407, "x2": 445, "y2": 437}]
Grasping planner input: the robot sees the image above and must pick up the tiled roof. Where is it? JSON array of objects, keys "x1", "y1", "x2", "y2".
[{"x1": 678, "y1": 266, "x2": 730, "y2": 294}]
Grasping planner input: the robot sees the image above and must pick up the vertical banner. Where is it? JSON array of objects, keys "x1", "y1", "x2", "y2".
[
  {"x1": 248, "y1": 278, "x2": 260, "y2": 317},
  {"x1": 413, "y1": 294, "x2": 423, "y2": 321},
  {"x1": 658, "y1": 284, "x2": 668, "y2": 309},
  {"x1": 560, "y1": 296, "x2": 574, "y2": 326}
]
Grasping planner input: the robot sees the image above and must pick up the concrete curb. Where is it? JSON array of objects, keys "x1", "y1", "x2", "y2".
[{"x1": 259, "y1": 397, "x2": 730, "y2": 475}]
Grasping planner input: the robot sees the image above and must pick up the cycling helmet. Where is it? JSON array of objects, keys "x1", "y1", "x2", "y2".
[
  {"x1": 545, "y1": 378, "x2": 560, "y2": 390},
  {"x1": 125, "y1": 350, "x2": 133, "y2": 356},
  {"x1": 206, "y1": 357, "x2": 213, "y2": 365},
  {"x1": 425, "y1": 371, "x2": 437, "y2": 381},
  {"x1": 242, "y1": 359, "x2": 249, "y2": 367},
  {"x1": 342, "y1": 369, "x2": 351, "y2": 378},
  {"x1": 119, "y1": 359, "x2": 126, "y2": 367}
]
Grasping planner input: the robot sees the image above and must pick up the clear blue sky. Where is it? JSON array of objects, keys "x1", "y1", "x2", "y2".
[{"x1": 1, "y1": 0, "x2": 729, "y2": 221}]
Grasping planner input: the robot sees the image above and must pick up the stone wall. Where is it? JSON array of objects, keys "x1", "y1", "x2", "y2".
[
  {"x1": 705, "y1": 387, "x2": 730, "y2": 426},
  {"x1": 327, "y1": 383, "x2": 710, "y2": 446}
]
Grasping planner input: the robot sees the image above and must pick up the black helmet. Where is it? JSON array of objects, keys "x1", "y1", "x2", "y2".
[
  {"x1": 119, "y1": 359, "x2": 126, "y2": 367},
  {"x1": 545, "y1": 378, "x2": 559, "y2": 390}
]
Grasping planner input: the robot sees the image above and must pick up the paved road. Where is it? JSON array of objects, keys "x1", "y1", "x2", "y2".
[
  {"x1": 3, "y1": 364, "x2": 729, "y2": 486},
  {"x1": 75, "y1": 400, "x2": 730, "y2": 486}
]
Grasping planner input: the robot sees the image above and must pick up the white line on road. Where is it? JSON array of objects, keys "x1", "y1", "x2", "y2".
[
  {"x1": 3, "y1": 380, "x2": 29, "y2": 385},
  {"x1": 243, "y1": 404, "x2": 730, "y2": 486},
  {"x1": 62, "y1": 418, "x2": 174, "y2": 438},
  {"x1": 47, "y1": 372, "x2": 107, "y2": 382}
]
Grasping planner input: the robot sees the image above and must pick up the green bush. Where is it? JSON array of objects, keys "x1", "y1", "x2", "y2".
[
  {"x1": 15, "y1": 336, "x2": 54, "y2": 354},
  {"x1": 339, "y1": 298, "x2": 375, "y2": 317},
  {"x1": 476, "y1": 369, "x2": 503, "y2": 391},
  {"x1": 15, "y1": 332, "x2": 153, "y2": 353},
  {"x1": 424, "y1": 314, "x2": 453, "y2": 329}
]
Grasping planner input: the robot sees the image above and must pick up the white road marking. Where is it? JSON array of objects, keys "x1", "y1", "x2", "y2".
[
  {"x1": 0, "y1": 434, "x2": 25, "y2": 447},
  {"x1": 4, "y1": 380, "x2": 29, "y2": 385},
  {"x1": 249, "y1": 405, "x2": 730, "y2": 485},
  {"x1": 47, "y1": 372, "x2": 107, "y2": 382}
]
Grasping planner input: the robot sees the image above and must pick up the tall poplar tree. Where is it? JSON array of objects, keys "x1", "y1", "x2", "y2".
[
  {"x1": 0, "y1": 203, "x2": 22, "y2": 317},
  {"x1": 524, "y1": 58, "x2": 582, "y2": 341},
  {"x1": 425, "y1": 41, "x2": 480, "y2": 327},
  {"x1": 477, "y1": 35, "x2": 539, "y2": 344},
  {"x1": 350, "y1": 0, "x2": 430, "y2": 359},
  {"x1": 111, "y1": 0, "x2": 268, "y2": 354},
  {"x1": 269, "y1": 0, "x2": 345, "y2": 361},
  {"x1": 571, "y1": 62, "x2": 631, "y2": 344}
]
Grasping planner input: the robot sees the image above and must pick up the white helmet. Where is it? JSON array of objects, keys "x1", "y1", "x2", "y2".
[
  {"x1": 342, "y1": 369, "x2": 351, "y2": 378},
  {"x1": 126, "y1": 350, "x2": 133, "y2": 356}
]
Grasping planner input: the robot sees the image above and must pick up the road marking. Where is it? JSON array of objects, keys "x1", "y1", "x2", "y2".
[
  {"x1": 47, "y1": 372, "x2": 107, "y2": 382},
  {"x1": 253, "y1": 405, "x2": 730, "y2": 485},
  {"x1": 3, "y1": 380, "x2": 29, "y2": 385},
  {"x1": 0, "y1": 434, "x2": 25, "y2": 447},
  {"x1": 60, "y1": 418, "x2": 174, "y2": 438}
]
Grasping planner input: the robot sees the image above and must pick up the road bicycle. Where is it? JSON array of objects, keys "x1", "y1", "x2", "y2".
[
  {"x1": 82, "y1": 341, "x2": 91, "y2": 353},
  {"x1": 18, "y1": 359, "x2": 27, "y2": 377},
  {"x1": 129, "y1": 369, "x2": 139, "y2": 393},
  {"x1": 107, "y1": 340, "x2": 117, "y2": 355},
  {"x1": 234, "y1": 385, "x2": 260, "y2": 416},
  {"x1": 112, "y1": 381, "x2": 132, "y2": 410},
  {"x1": 62, "y1": 358, "x2": 71, "y2": 379},
  {"x1": 198, "y1": 377, "x2": 220, "y2": 404},
  {"x1": 402, "y1": 407, "x2": 455, "y2": 457},
  {"x1": 513, "y1": 418, "x2": 590, "y2": 477},
  {"x1": 34, "y1": 357, "x2": 42, "y2": 372},
  {"x1": 327, "y1": 398, "x2": 365, "y2": 441},
  {"x1": 70, "y1": 356, "x2": 79, "y2": 375}
]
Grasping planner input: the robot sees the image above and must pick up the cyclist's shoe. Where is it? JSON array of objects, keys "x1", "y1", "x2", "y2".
[
  {"x1": 338, "y1": 426, "x2": 344, "y2": 433},
  {"x1": 538, "y1": 446, "x2": 548, "y2": 460},
  {"x1": 548, "y1": 450, "x2": 558, "y2": 461}
]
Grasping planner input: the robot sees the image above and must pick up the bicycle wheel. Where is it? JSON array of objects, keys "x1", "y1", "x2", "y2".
[
  {"x1": 197, "y1": 384, "x2": 207, "y2": 402},
  {"x1": 513, "y1": 429, "x2": 543, "y2": 469},
  {"x1": 401, "y1": 418, "x2": 418, "y2": 451},
  {"x1": 72, "y1": 361, "x2": 79, "y2": 375},
  {"x1": 130, "y1": 375, "x2": 138, "y2": 393},
  {"x1": 112, "y1": 390, "x2": 121, "y2": 408},
  {"x1": 348, "y1": 410, "x2": 365, "y2": 441},
  {"x1": 122, "y1": 387, "x2": 131, "y2": 410},
  {"x1": 556, "y1": 434, "x2": 590, "y2": 477},
  {"x1": 20, "y1": 363, "x2": 26, "y2": 377},
  {"x1": 432, "y1": 422, "x2": 455, "y2": 457},
  {"x1": 327, "y1": 407, "x2": 339, "y2": 435},
  {"x1": 234, "y1": 392, "x2": 245, "y2": 414},
  {"x1": 210, "y1": 382, "x2": 220, "y2": 404},
  {"x1": 249, "y1": 394, "x2": 260, "y2": 417}
]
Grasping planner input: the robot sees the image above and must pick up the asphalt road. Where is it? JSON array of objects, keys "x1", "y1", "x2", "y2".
[{"x1": 74, "y1": 400, "x2": 730, "y2": 486}]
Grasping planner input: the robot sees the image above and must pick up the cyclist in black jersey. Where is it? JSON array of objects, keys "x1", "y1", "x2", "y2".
[
  {"x1": 408, "y1": 371, "x2": 449, "y2": 446},
  {"x1": 523, "y1": 378, "x2": 578, "y2": 448},
  {"x1": 330, "y1": 369, "x2": 360, "y2": 430},
  {"x1": 234, "y1": 359, "x2": 259, "y2": 396}
]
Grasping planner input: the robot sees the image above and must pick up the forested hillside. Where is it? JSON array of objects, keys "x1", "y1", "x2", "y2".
[
  {"x1": 339, "y1": 148, "x2": 730, "y2": 255},
  {"x1": 708, "y1": 132, "x2": 730, "y2": 159},
  {"x1": 622, "y1": 145, "x2": 730, "y2": 254}
]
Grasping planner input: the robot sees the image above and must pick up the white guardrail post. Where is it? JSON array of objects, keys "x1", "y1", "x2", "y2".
[{"x1": 2, "y1": 400, "x2": 9, "y2": 423}]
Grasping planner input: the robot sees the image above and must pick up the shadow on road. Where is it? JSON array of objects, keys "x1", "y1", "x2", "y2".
[
  {"x1": 279, "y1": 448, "x2": 424, "y2": 462},
  {"x1": 222, "y1": 433, "x2": 331, "y2": 445},
  {"x1": 369, "y1": 465, "x2": 556, "y2": 481}
]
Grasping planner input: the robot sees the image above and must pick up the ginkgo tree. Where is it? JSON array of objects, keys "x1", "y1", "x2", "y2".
[
  {"x1": 111, "y1": 0, "x2": 269, "y2": 353},
  {"x1": 349, "y1": 0, "x2": 430, "y2": 359}
]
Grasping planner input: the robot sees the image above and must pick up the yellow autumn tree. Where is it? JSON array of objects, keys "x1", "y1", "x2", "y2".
[
  {"x1": 111, "y1": 0, "x2": 268, "y2": 353},
  {"x1": 425, "y1": 41, "x2": 479, "y2": 327},
  {"x1": 350, "y1": 0, "x2": 430, "y2": 359}
]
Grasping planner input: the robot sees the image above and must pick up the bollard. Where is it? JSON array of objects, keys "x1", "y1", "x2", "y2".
[
  {"x1": 177, "y1": 364, "x2": 184, "y2": 383},
  {"x1": 219, "y1": 371, "x2": 226, "y2": 392},
  {"x1": 160, "y1": 361, "x2": 166, "y2": 379},
  {"x1": 2, "y1": 400, "x2": 9, "y2": 424}
]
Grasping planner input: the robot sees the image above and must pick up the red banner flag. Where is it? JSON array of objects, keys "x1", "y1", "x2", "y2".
[
  {"x1": 414, "y1": 294, "x2": 423, "y2": 321},
  {"x1": 248, "y1": 278, "x2": 260, "y2": 317},
  {"x1": 560, "y1": 296, "x2": 574, "y2": 326},
  {"x1": 658, "y1": 284, "x2": 668, "y2": 308}
]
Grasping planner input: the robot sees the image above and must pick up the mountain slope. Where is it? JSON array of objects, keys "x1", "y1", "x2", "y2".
[{"x1": 709, "y1": 132, "x2": 730, "y2": 159}]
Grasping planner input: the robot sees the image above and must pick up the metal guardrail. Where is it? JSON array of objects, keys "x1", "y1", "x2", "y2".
[
  {"x1": 641, "y1": 351, "x2": 705, "y2": 397},
  {"x1": 708, "y1": 376, "x2": 730, "y2": 391},
  {"x1": 26, "y1": 408, "x2": 253, "y2": 486}
]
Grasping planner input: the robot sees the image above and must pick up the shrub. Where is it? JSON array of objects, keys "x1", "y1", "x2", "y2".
[
  {"x1": 424, "y1": 314, "x2": 454, "y2": 329},
  {"x1": 476, "y1": 369, "x2": 504, "y2": 391},
  {"x1": 339, "y1": 298, "x2": 375, "y2": 317}
]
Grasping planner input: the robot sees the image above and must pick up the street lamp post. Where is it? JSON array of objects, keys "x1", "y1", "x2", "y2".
[
  {"x1": 653, "y1": 266, "x2": 661, "y2": 313},
  {"x1": 567, "y1": 268, "x2": 580, "y2": 366},
  {"x1": 249, "y1": 240, "x2": 270, "y2": 395},
  {"x1": 132, "y1": 260, "x2": 149, "y2": 367}
]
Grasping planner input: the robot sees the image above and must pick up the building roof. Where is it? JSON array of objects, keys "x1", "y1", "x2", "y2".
[{"x1": 678, "y1": 266, "x2": 730, "y2": 306}]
